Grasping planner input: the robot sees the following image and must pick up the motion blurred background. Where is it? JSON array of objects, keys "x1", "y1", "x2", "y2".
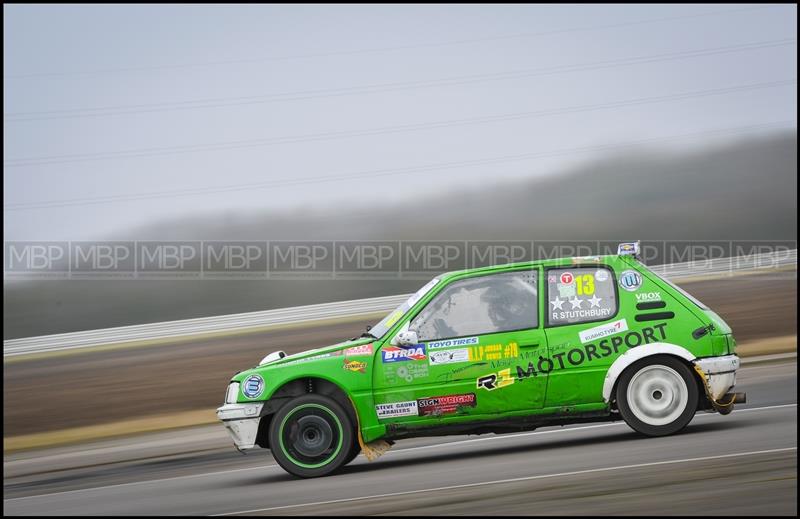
[{"x1": 4, "y1": 4, "x2": 797, "y2": 336}]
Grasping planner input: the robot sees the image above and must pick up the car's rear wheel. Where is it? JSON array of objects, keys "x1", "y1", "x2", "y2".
[
  {"x1": 268, "y1": 394, "x2": 355, "y2": 478},
  {"x1": 616, "y1": 356, "x2": 698, "y2": 437}
]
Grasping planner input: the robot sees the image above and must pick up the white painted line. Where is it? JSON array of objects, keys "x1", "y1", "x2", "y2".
[
  {"x1": 216, "y1": 446, "x2": 798, "y2": 515},
  {"x1": 5, "y1": 403, "x2": 796, "y2": 503}
]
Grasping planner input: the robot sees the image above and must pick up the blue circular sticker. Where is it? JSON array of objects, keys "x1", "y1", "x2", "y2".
[
  {"x1": 242, "y1": 374, "x2": 264, "y2": 399},
  {"x1": 619, "y1": 270, "x2": 642, "y2": 292}
]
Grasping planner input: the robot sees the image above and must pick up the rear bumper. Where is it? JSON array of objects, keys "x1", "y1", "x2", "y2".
[
  {"x1": 216, "y1": 402, "x2": 264, "y2": 450},
  {"x1": 694, "y1": 354, "x2": 739, "y2": 400}
]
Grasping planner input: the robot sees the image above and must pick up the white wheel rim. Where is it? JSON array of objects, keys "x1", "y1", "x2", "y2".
[{"x1": 626, "y1": 365, "x2": 688, "y2": 426}]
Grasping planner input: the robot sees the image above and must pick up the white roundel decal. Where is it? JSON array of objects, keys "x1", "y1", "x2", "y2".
[
  {"x1": 242, "y1": 374, "x2": 264, "y2": 399},
  {"x1": 594, "y1": 269, "x2": 609, "y2": 282},
  {"x1": 618, "y1": 270, "x2": 642, "y2": 292}
]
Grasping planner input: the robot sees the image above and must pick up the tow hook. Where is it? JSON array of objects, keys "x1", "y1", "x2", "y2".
[
  {"x1": 715, "y1": 392, "x2": 747, "y2": 415},
  {"x1": 692, "y1": 364, "x2": 744, "y2": 415}
]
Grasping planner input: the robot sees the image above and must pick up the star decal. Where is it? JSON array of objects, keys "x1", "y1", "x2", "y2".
[
  {"x1": 550, "y1": 296, "x2": 565, "y2": 310},
  {"x1": 569, "y1": 297, "x2": 583, "y2": 309},
  {"x1": 588, "y1": 295, "x2": 602, "y2": 308}
]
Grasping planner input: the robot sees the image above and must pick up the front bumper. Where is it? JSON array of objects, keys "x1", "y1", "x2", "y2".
[
  {"x1": 694, "y1": 354, "x2": 740, "y2": 400},
  {"x1": 216, "y1": 402, "x2": 264, "y2": 450}
]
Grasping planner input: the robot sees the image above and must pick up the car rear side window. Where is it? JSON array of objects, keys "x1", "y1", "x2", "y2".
[
  {"x1": 547, "y1": 267, "x2": 617, "y2": 326},
  {"x1": 411, "y1": 270, "x2": 538, "y2": 341}
]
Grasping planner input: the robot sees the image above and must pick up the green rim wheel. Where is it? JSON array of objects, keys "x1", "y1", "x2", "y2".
[{"x1": 269, "y1": 394, "x2": 356, "y2": 478}]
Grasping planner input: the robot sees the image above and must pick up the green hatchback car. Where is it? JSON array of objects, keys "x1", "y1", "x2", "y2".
[{"x1": 217, "y1": 242, "x2": 745, "y2": 478}]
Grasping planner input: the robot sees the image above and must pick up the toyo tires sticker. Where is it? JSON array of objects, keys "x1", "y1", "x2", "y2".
[{"x1": 426, "y1": 337, "x2": 479, "y2": 349}]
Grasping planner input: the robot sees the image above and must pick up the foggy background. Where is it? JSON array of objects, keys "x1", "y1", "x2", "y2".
[{"x1": 3, "y1": 4, "x2": 797, "y2": 338}]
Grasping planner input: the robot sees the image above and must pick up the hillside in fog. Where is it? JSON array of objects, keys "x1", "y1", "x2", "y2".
[{"x1": 5, "y1": 131, "x2": 797, "y2": 338}]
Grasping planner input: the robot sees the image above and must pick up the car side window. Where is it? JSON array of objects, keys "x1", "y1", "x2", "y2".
[
  {"x1": 411, "y1": 270, "x2": 538, "y2": 341},
  {"x1": 547, "y1": 266, "x2": 617, "y2": 326}
]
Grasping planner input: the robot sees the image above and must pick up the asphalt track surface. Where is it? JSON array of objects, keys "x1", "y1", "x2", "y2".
[{"x1": 4, "y1": 359, "x2": 796, "y2": 515}]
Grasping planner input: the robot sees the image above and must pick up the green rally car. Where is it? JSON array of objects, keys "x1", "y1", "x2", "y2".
[{"x1": 217, "y1": 242, "x2": 745, "y2": 478}]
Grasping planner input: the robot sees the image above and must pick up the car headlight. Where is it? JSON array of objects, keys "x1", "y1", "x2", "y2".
[{"x1": 225, "y1": 382, "x2": 240, "y2": 404}]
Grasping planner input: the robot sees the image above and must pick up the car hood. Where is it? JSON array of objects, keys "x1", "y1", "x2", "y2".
[
  {"x1": 276, "y1": 337, "x2": 375, "y2": 367},
  {"x1": 235, "y1": 337, "x2": 375, "y2": 380}
]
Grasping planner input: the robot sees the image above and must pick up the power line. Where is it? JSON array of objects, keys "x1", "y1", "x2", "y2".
[
  {"x1": 4, "y1": 79, "x2": 795, "y2": 168},
  {"x1": 4, "y1": 38, "x2": 795, "y2": 122},
  {"x1": 4, "y1": 120, "x2": 795, "y2": 212},
  {"x1": 2, "y1": 5, "x2": 780, "y2": 80}
]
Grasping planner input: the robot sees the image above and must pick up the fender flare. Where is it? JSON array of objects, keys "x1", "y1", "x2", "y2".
[{"x1": 602, "y1": 342, "x2": 696, "y2": 403}]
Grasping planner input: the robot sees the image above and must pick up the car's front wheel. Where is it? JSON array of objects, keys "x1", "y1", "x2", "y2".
[
  {"x1": 269, "y1": 394, "x2": 356, "y2": 478},
  {"x1": 616, "y1": 355, "x2": 699, "y2": 437}
]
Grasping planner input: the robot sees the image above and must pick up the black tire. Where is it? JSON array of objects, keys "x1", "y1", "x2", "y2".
[
  {"x1": 268, "y1": 394, "x2": 356, "y2": 478},
  {"x1": 342, "y1": 440, "x2": 362, "y2": 466},
  {"x1": 616, "y1": 355, "x2": 699, "y2": 437}
]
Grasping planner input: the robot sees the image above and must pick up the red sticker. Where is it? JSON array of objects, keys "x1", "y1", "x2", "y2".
[
  {"x1": 417, "y1": 393, "x2": 477, "y2": 416},
  {"x1": 560, "y1": 272, "x2": 574, "y2": 285}
]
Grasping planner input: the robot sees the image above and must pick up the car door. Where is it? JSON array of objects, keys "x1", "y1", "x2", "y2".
[
  {"x1": 543, "y1": 263, "x2": 623, "y2": 407},
  {"x1": 372, "y1": 268, "x2": 549, "y2": 424}
]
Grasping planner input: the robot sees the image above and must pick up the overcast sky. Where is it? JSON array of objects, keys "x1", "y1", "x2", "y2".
[{"x1": 3, "y1": 3, "x2": 797, "y2": 241}]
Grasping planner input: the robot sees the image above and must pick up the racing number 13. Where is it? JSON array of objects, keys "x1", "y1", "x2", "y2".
[{"x1": 574, "y1": 274, "x2": 595, "y2": 296}]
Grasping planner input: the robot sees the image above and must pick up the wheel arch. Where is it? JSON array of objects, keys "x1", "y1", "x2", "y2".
[
  {"x1": 255, "y1": 376, "x2": 358, "y2": 449},
  {"x1": 602, "y1": 342, "x2": 699, "y2": 404}
]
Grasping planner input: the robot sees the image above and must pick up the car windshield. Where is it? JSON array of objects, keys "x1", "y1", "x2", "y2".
[{"x1": 369, "y1": 278, "x2": 440, "y2": 339}]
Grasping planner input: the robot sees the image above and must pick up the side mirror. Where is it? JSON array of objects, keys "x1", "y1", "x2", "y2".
[{"x1": 393, "y1": 330, "x2": 419, "y2": 346}]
